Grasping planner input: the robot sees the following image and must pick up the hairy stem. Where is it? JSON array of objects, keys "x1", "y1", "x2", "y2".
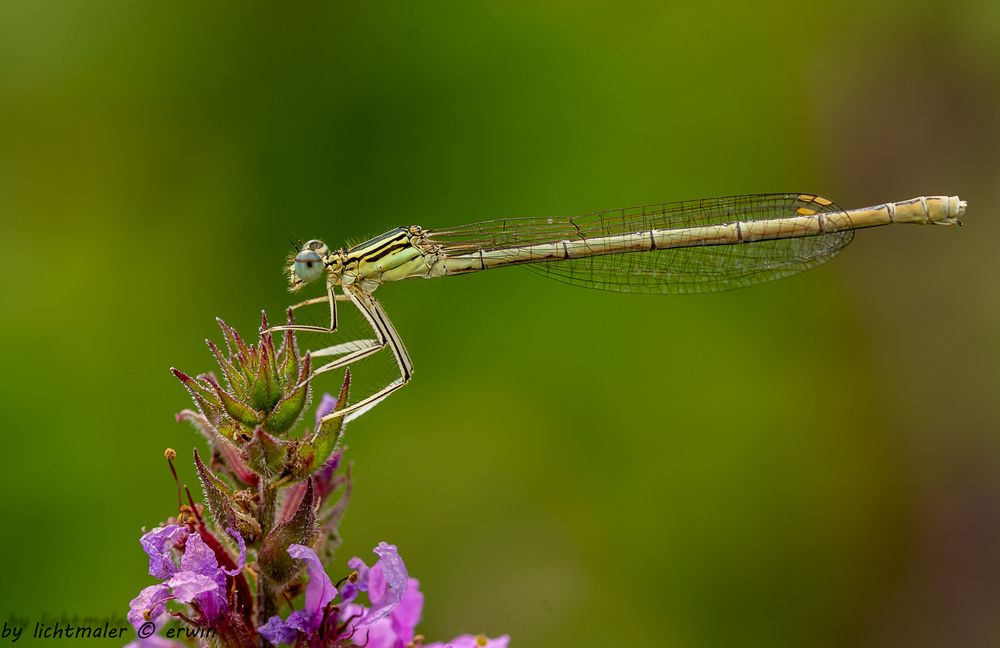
[{"x1": 256, "y1": 479, "x2": 278, "y2": 643}]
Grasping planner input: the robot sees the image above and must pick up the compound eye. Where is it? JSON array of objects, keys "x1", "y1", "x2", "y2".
[
  {"x1": 304, "y1": 239, "x2": 329, "y2": 255},
  {"x1": 293, "y1": 249, "x2": 324, "y2": 283}
]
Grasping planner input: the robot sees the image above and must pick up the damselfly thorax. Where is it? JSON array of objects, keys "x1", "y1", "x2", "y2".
[{"x1": 272, "y1": 193, "x2": 966, "y2": 423}]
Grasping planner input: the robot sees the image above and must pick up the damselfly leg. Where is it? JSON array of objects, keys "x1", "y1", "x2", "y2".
[
  {"x1": 269, "y1": 275, "x2": 347, "y2": 336},
  {"x1": 269, "y1": 282, "x2": 415, "y2": 423}
]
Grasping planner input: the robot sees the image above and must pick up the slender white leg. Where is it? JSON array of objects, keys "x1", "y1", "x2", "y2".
[
  {"x1": 269, "y1": 277, "x2": 349, "y2": 335},
  {"x1": 317, "y1": 286, "x2": 414, "y2": 423},
  {"x1": 269, "y1": 278, "x2": 413, "y2": 421},
  {"x1": 310, "y1": 339, "x2": 384, "y2": 377},
  {"x1": 310, "y1": 339, "x2": 379, "y2": 358}
]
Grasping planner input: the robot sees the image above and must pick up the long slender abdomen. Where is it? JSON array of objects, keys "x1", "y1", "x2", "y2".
[{"x1": 425, "y1": 195, "x2": 964, "y2": 278}]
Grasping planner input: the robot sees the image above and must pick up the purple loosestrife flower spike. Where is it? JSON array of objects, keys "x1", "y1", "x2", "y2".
[{"x1": 138, "y1": 313, "x2": 509, "y2": 646}]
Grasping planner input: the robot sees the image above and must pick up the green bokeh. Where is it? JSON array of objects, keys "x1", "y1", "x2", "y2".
[{"x1": 1, "y1": 1, "x2": 998, "y2": 646}]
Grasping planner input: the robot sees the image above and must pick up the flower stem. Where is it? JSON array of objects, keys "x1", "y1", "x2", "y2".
[{"x1": 257, "y1": 479, "x2": 278, "y2": 639}]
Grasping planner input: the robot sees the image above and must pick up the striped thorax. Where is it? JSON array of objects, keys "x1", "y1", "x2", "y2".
[{"x1": 289, "y1": 227, "x2": 440, "y2": 294}]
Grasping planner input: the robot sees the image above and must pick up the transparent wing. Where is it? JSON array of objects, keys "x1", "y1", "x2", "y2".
[
  {"x1": 424, "y1": 193, "x2": 853, "y2": 294},
  {"x1": 525, "y1": 233, "x2": 853, "y2": 294}
]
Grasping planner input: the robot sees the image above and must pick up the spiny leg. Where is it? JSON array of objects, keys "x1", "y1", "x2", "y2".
[
  {"x1": 317, "y1": 286, "x2": 414, "y2": 423},
  {"x1": 268, "y1": 279, "x2": 413, "y2": 421},
  {"x1": 291, "y1": 294, "x2": 352, "y2": 309},
  {"x1": 341, "y1": 377, "x2": 407, "y2": 423},
  {"x1": 310, "y1": 338, "x2": 384, "y2": 378},
  {"x1": 269, "y1": 277, "x2": 350, "y2": 336},
  {"x1": 273, "y1": 282, "x2": 385, "y2": 378},
  {"x1": 310, "y1": 339, "x2": 379, "y2": 358}
]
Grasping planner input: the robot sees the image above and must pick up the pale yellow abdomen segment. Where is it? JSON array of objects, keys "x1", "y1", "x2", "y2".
[{"x1": 824, "y1": 195, "x2": 965, "y2": 229}]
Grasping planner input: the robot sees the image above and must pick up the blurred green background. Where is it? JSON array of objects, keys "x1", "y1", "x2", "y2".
[{"x1": 1, "y1": 1, "x2": 998, "y2": 646}]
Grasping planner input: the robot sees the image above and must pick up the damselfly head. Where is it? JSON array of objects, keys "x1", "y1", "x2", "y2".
[{"x1": 288, "y1": 239, "x2": 331, "y2": 289}]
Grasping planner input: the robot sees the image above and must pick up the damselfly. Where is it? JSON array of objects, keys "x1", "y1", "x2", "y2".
[{"x1": 272, "y1": 193, "x2": 965, "y2": 423}]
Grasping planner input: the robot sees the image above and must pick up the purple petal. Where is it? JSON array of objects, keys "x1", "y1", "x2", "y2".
[
  {"x1": 179, "y1": 532, "x2": 219, "y2": 577},
  {"x1": 315, "y1": 393, "x2": 339, "y2": 423},
  {"x1": 347, "y1": 556, "x2": 370, "y2": 591},
  {"x1": 314, "y1": 451, "x2": 344, "y2": 501},
  {"x1": 339, "y1": 602, "x2": 366, "y2": 626},
  {"x1": 195, "y1": 587, "x2": 228, "y2": 625},
  {"x1": 368, "y1": 564, "x2": 387, "y2": 607},
  {"x1": 167, "y1": 571, "x2": 226, "y2": 625},
  {"x1": 223, "y1": 527, "x2": 247, "y2": 576},
  {"x1": 288, "y1": 543, "x2": 337, "y2": 631},
  {"x1": 339, "y1": 581, "x2": 358, "y2": 603},
  {"x1": 258, "y1": 615, "x2": 298, "y2": 646},
  {"x1": 324, "y1": 449, "x2": 343, "y2": 473},
  {"x1": 357, "y1": 542, "x2": 408, "y2": 628},
  {"x1": 352, "y1": 616, "x2": 397, "y2": 648},
  {"x1": 127, "y1": 584, "x2": 170, "y2": 630},
  {"x1": 284, "y1": 609, "x2": 314, "y2": 634},
  {"x1": 255, "y1": 545, "x2": 336, "y2": 642},
  {"x1": 166, "y1": 572, "x2": 219, "y2": 603},
  {"x1": 424, "y1": 635, "x2": 511, "y2": 648},
  {"x1": 124, "y1": 636, "x2": 186, "y2": 648},
  {"x1": 372, "y1": 543, "x2": 408, "y2": 600},
  {"x1": 339, "y1": 580, "x2": 419, "y2": 646},
  {"x1": 391, "y1": 578, "x2": 424, "y2": 643},
  {"x1": 140, "y1": 525, "x2": 189, "y2": 579}
]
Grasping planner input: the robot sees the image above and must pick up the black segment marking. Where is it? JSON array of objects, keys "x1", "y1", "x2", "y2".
[
  {"x1": 348, "y1": 228, "x2": 409, "y2": 254},
  {"x1": 356, "y1": 241, "x2": 410, "y2": 265}
]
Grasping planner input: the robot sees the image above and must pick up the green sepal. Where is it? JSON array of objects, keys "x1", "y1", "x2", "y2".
[
  {"x1": 207, "y1": 339, "x2": 248, "y2": 400},
  {"x1": 245, "y1": 427, "x2": 288, "y2": 478},
  {"x1": 249, "y1": 345, "x2": 281, "y2": 411},
  {"x1": 258, "y1": 479, "x2": 318, "y2": 585},
  {"x1": 232, "y1": 506, "x2": 261, "y2": 542},
  {"x1": 217, "y1": 318, "x2": 251, "y2": 367},
  {"x1": 171, "y1": 369, "x2": 222, "y2": 426},
  {"x1": 206, "y1": 375, "x2": 262, "y2": 428},
  {"x1": 263, "y1": 354, "x2": 311, "y2": 436},
  {"x1": 176, "y1": 409, "x2": 219, "y2": 445},
  {"x1": 193, "y1": 450, "x2": 261, "y2": 542},
  {"x1": 217, "y1": 440, "x2": 259, "y2": 488},
  {"x1": 215, "y1": 418, "x2": 241, "y2": 442},
  {"x1": 300, "y1": 369, "x2": 349, "y2": 477},
  {"x1": 278, "y1": 309, "x2": 299, "y2": 387},
  {"x1": 259, "y1": 311, "x2": 282, "y2": 386},
  {"x1": 264, "y1": 343, "x2": 284, "y2": 406}
]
